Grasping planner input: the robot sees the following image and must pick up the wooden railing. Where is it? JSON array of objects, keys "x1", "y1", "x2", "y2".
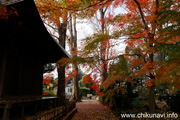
[
  {"x1": 25, "y1": 101, "x2": 76, "y2": 120},
  {"x1": 0, "y1": 97, "x2": 76, "y2": 120}
]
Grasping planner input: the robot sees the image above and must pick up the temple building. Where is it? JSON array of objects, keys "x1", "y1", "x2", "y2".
[{"x1": 0, "y1": 0, "x2": 75, "y2": 119}]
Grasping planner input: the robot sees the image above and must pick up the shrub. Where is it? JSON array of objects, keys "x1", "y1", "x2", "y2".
[
  {"x1": 131, "y1": 89, "x2": 149, "y2": 111},
  {"x1": 79, "y1": 87, "x2": 90, "y2": 97},
  {"x1": 167, "y1": 91, "x2": 180, "y2": 112},
  {"x1": 43, "y1": 90, "x2": 56, "y2": 97}
]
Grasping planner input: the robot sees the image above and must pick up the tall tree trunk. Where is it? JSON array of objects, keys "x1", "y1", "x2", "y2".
[
  {"x1": 69, "y1": 13, "x2": 80, "y2": 101},
  {"x1": 148, "y1": 33, "x2": 156, "y2": 114},
  {"x1": 133, "y1": 0, "x2": 159, "y2": 114},
  {"x1": 73, "y1": 65, "x2": 80, "y2": 101},
  {"x1": 57, "y1": 22, "x2": 67, "y2": 106},
  {"x1": 148, "y1": 47, "x2": 155, "y2": 114},
  {"x1": 73, "y1": 14, "x2": 80, "y2": 101},
  {"x1": 149, "y1": 84, "x2": 155, "y2": 113},
  {"x1": 99, "y1": 8, "x2": 108, "y2": 83}
]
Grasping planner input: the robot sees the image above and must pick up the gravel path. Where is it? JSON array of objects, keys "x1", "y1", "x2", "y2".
[{"x1": 71, "y1": 97, "x2": 119, "y2": 120}]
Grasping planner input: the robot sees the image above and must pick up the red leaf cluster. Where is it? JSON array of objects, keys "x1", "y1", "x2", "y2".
[
  {"x1": 82, "y1": 74, "x2": 93, "y2": 84},
  {"x1": 43, "y1": 91, "x2": 48, "y2": 95},
  {"x1": 43, "y1": 73, "x2": 53, "y2": 85}
]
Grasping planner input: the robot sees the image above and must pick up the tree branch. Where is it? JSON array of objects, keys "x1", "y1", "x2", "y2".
[
  {"x1": 51, "y1": 34, "x2": 59, "y2": 40},
  {"x1": 67, "y1": 0, "x2": 114, "y2": 11},
  {"x1": 155, "y1": 0, "x2": 159, "y2": 15},
  {"x1": 44, "y1": 22, "x2": 58, "y2": 31},
  {"x1": 152, "y1": 0, "x2": 159, "y2": 34},
  {"x1": 37, "y1": 0, "x2": 114, "y2": 12},
  {"x1": 133, "y1": 0, "x2": 148, "y2": 30}
]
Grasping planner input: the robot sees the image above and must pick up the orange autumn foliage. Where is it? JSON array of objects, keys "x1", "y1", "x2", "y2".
[
  {"x1": 82, "y1": 74, "x2": 92, "y2": 84},
  {"x1": 65, "y1": 69, "x2": 78, "y2": 81},
  {"x1": 82, "y1": 74, "x2": 104, "y2": 96},
  {"x1": 43, "y1": 74, "x2": 53, "y2": 85},
  {"x1": 43, "y1": 79, "x2": 51, "y2": 85},
  {"x1": 0, "y1": 2, "x2": 18, "y2": 20},
  {"x1": 43, "y1": 91, "x2": 49, "y2": 95},
  {"x1": 0, "y1": 5, "x2": 8, "y2": 20},
  {"x1": 55, "y1": 80, "x2": 58, "y2": 86},
  {"x1": 111, "y1": 0, "x2": 179, "y2": 90}
]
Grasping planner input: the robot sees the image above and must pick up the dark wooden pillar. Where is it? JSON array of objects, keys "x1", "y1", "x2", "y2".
[
  {"x1": 57, "y1": 66, "x2": 65, "y2": 106},
  {"x1": 3, "y1": 104, "x2": 11, "y2": 120},
  {"x1": 0, "y1": 50, "x2": 7, "y2": 99}
]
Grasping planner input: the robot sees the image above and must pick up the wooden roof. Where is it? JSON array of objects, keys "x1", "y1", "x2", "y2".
[{"x1": 0, "y1": 0, "x2": 71, "y2": 64}]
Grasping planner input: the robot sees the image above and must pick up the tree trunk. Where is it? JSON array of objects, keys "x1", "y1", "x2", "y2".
[
  {"x1": 69, "y1": 13, "x2": 81, "y2": 101},
  {"x1": 57, "y1": 22, "x2": 67, "y2": 106},
  {"x1": 133, "y1": 0, "x2": 159, "y2": 115},
  {"x1": 127, "y1": 82, "x2": 133, "y2": 97},
  {"x1": 73, "y1": 17, "x2": 80, "y2": 101},
  {"x1": 73, "y1": 66, "x2": 80, "y2": 101},
  {"x1": 99, "y1": 7, "x2": 108, "y2": 83},
  {"x1": 148, "y1": 33, "x2": 155, "y2": 114},
  {"x1": 149, "y1": 84, "x2": 155, "y2": 113}
]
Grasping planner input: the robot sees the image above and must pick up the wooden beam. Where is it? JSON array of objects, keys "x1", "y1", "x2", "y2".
[{"x1": 0, "y1": 50, "x2": 7, "y2": 99}]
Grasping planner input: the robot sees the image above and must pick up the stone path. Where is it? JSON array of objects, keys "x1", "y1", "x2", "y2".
[{"x1": 71, "y1": 96, "x2": 119, "y2": 120}]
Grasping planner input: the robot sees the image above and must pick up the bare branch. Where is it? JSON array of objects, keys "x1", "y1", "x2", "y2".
[
  {"x1": 37, "y1": 0, "x2": 114, "y2": 12},
  {"x1": 51, "y1": 34, "x2": 59, "y2": 40},
  {"x1": 44, "y1": 22, "x2": 58, "y2": 31},
  {"x1": 155, "y1": 0, "x2": 159, "y2": 15},
  {"x1": 133, "y1": 0, "x2": 148, "y2": 30},
  {"x1": 67, "y1": 0, "x2": 114, "y2": 11}
]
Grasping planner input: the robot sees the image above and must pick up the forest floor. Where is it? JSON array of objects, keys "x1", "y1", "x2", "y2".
[{"x1": 71, "y1": 96, "x2": 119, "y2": 120}]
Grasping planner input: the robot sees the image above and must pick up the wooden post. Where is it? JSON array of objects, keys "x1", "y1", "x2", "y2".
[
  {"x1": 0, "y1": 51, "x2": 7, "y2": 99},
  {"x1": 21, "y1": 104, "x2": 24, "y2": 118},
  {"x1": 57, "y1": 66, "x2": 65, "y2": 106},
  {"x1": 3, "y1": 104, "x2": 11, "y2": 120}
]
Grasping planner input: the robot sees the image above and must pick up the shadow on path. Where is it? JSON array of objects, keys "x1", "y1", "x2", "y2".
[{"x1": 71, "y1": 96, "x2": 119, "y2": 120}]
